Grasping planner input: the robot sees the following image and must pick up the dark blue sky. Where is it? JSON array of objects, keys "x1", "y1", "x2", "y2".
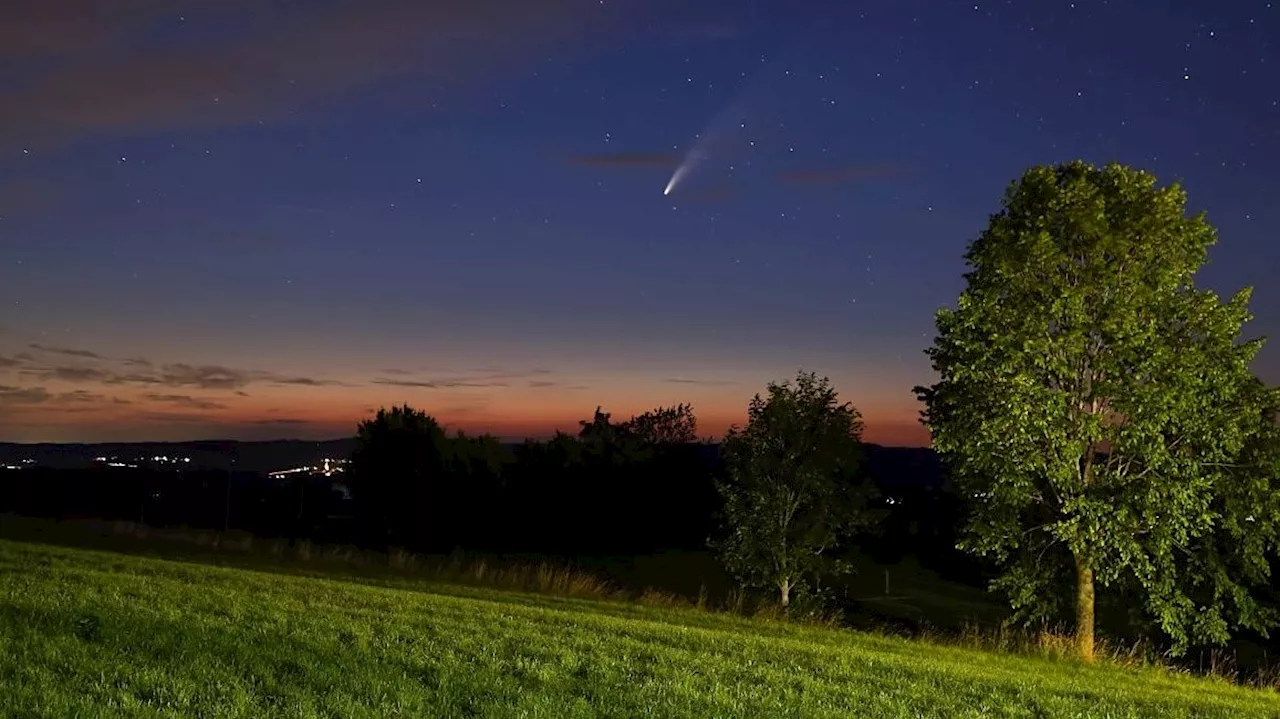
[{"x1": 1, "y1": 0, "x2": 1277, "y2": 444}]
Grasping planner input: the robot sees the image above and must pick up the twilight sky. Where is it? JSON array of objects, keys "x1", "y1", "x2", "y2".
[{"x1": 1, "y1": 0, "x2": 1278, "y2": 445}]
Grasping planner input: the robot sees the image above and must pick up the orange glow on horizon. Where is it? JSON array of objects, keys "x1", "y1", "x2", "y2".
[
  {"x1": 1, "y1": 392, "x2": 932, "y2": 447},
  {"x1": 0, "y1": 341, "x2": 934, "y2": 446}
]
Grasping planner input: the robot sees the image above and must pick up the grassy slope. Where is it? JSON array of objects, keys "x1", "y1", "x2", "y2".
[{"x1": 1, "y1": 541, "x2": 1277, "y2": 718}]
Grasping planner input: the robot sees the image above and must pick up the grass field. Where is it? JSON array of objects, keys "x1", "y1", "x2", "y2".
[{"x1": 2, "y1": 541, "x2": 1279, "y2": 718}]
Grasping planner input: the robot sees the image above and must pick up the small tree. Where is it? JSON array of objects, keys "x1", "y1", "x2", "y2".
[
  {"x1": 917, "y1": 161, "x2": 1280, "y2": 660},
  {"x1": 715, "y1": 371, "x2": 874, "y2": 608},
  {"x1": 622, "y1": 404, "x2": 698, "y2": 445},
  {"x1": 578, "y1": 407, "x2": 622, "y2": 445}
]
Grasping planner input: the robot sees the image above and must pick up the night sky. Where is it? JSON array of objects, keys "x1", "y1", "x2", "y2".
[{"x1": 1, "y1": 0, "x2": 1277, "y2": 445}]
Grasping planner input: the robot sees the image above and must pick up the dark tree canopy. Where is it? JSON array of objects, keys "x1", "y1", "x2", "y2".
[
  {"x1": 347, "y1": 405, "x2": 449, "y2": 549},
  {"x1": 917, "y1": 161, "x2": 1280, "y2": 659},
  {"x1": 621, "y1": 403, "x2": 699, "y2": 446},
  {"x1": 578, "y1": 408, "x2": 624, "y2": 447},
  {"x1": 715, "y1": 372, "x2": 875, "y2": 609}
]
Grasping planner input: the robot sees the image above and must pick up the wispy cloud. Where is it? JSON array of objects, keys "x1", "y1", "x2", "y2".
[
  {"x1": 663, "y1": 377, "x2": 736, "y2": 386},
  {"x1": 0, "y1": 386, "x2": 109, "y2": 406},
  {"x1": 2, "y1": 0, "x2": 637, "y2": 147},
  {"x1": 58, "y1": 390, "x2": 105, "y2": 403},
  {"x1": 143, "y1": 393, "x2": 227, "y2": 411},
  {"x1": 154, "y1": 364, "x2": 253, "y2": 391},
  {"x1": 135, "y1": 411, "x2": 225, "y2": 425},
  {"x1": 268, "y1": 375, "x2": 351, "y2": 387},
  {"x1": 28, "y1": 343, "x2": 105, "y2": 360},
  {"x1": 372, "y1": 368, "x2": 553, "y2": 389},
  {"x1": 246, "y1": 418, "x2": 312, "y2": 426},
  {"x1": 373, "y1": 378, "x2": 509, "y2": 389},
  {"x1": 31, "y1": 366, "x2": 119, "y2": 383},
  {"x1": 0, "y1": 386, "x2": 52, "y2": 405},
  {"x1": 526, "y1": 380, "x2": 587, "y2": 391},
  {"x1": 18, "y1": 343, "x2": 348, "y2": 391}
]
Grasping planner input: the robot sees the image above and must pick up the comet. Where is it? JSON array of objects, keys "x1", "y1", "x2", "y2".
[
  {"x1": 662, "y1": 169, "x2": 680, "y2": 196},
  {"x1": 661, "y1": 54, "x2": 789, "y2": 197},
  {"x1": 663, "y1": 132, "x2": 723, "y2": 197},
  {"x1": 663, "y1": 161, "x2": 693, "y2": 196}
]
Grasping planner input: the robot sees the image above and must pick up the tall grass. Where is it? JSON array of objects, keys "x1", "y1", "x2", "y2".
[
  {"x1": 104, "y1": 517, "x2": 620, "y2": 599},
  {"x1": 3, "y1": 539, "x2": 1279, "y2": 717},
  {"x1": 5, "y1": 513, "x2": 1280, "y2": 688}
]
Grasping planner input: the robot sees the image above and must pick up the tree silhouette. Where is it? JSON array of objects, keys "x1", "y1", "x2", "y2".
[
  {"x1": 714, "y1": 372, "x2": 873, "y2": 608},
  {"x1": 577, "y1": 407, "x2": 617, "y2": 442},
  {"x1": 347, "y1": 405, "x2": 449, "y2": 550},
  {"x1": 621, "y1": 404, "x2": 698, "y2": 446},
  {"x1": 917, "y1": 161, "x2": 1280, "y2": 660}
]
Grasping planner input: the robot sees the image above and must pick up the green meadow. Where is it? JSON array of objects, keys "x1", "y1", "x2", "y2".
[{"x1": 2, "y1": 539, "x2": 1278, "y2": 718}]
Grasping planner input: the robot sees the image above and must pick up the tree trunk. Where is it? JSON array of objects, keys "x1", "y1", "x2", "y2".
[
  {"x1": 779, "y1": 581, "x2": 791, "y2": 608},
  {"x1": 1074, "y1": 553, "x2": 1095, "y2": 662}
]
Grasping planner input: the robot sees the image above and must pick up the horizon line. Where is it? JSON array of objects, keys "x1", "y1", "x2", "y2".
[{"x1": 0, "y1": 436, "x2": 932, "y2": 449}]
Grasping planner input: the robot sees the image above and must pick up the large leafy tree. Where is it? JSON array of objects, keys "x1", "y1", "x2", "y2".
[
  {"x1": 715, "y1": 372, "x2": 874, "y2": 608},
  {"x1": 917, "y1": 161, "x2": 1280, "y2": 660},
  {"x1": 347, "y1": 405, "x2": 450, "y2": 549}
]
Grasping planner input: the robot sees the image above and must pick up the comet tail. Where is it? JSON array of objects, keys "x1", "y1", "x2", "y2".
[{"x1": 663, "y1": 164, "x2": 688, "y2": 196}]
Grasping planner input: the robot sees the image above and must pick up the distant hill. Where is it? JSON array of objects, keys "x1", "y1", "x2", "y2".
[{"x1": 0, "y1": 439, "x2": 942, "y2": 485}]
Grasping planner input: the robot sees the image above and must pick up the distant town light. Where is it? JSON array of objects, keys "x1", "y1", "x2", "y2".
[{"x1": 268, "y1": 457, "x2": 349, "y2": 479}]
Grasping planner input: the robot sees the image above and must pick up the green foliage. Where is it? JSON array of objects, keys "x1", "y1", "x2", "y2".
[
  {"x1": 5, "y1": 540, "x2": 1279, "y2": 717},
  {"x1": 714, "y1": 372, "x2": 875, "y2": 608},
  {"x1": 917, "y1": 160, "x2": 1280, "y2": 656}
]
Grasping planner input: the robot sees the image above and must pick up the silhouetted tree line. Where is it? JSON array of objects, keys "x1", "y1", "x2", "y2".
[
  {"x1": 346, "y1": 403, "x2": 723, "y2": 558},
  {"x1": 0, "y1": 403, "x2": 963, "y2": 574}
]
